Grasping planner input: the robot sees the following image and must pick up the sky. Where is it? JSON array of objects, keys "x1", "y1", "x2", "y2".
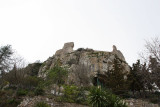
[{"x1": 0, "y1": 0, "x2": 160, "y2": 66}]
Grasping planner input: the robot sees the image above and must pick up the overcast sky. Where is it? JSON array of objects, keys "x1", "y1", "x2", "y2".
[{"x1": 0, "y1": 0, "x2": 160, "y2": 66}]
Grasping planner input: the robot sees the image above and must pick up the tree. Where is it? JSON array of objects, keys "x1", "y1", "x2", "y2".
[
  {"x1": 128, "y1": 60, "x2": 144, "y2": 95},
  {"x1": 140, "y1": 37, "x2": 160, "y2": 89},
  {"x1": 0, "y1": 45, "x2": 13, "y2": 77},
  {"x1": 105, "y1": 57, "x2": 128, "y2": 94},
  {"x1": 149, "y1": 57, "x2": 160, "y2": 88},
  {"x1": 145, "y1": 37, "x2": 160, "y2": 62},
  {"x1": 128, "y1": 60, "x2": 153, "y2": 97}
]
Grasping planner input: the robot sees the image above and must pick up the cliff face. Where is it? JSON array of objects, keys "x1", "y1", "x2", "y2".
[{"x1": 38, "y1": 42, "x2": 130, "y2": 86}]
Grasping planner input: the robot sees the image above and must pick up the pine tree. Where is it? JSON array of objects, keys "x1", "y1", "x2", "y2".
[{"x1": 105, "y1": 57, "x2": 128, "y2": 94}]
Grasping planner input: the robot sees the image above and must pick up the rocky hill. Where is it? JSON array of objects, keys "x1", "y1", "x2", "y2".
[{"x1": 38, "y1": 42, "x2": 130, "y2": 86}]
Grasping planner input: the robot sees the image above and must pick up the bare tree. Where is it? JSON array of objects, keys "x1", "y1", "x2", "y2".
[
  {"x1": 3, "y1": 56, "x2": 27, "y2": 88},
  {"x1": 140, "y1": 37, "x2": 160, "y2": 88},
  {"x1": 140, "y1": 37, "x2": 160, "y2": 63}
]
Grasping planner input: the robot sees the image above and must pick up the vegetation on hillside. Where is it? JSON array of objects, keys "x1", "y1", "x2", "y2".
[{"x1": 0, "y1": 37, "x2": 160, "y2": 106}]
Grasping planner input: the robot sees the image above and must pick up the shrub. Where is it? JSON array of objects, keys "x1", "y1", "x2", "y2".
[
  {"x1": 57, "y1": 85, "x2": 79, "y2": 103},
  {"x1": 75, "y1": 89, "x2": 88, "y2": 104},
  {"x1": 16, "y1": 89, "x2": 28, "y2": 96},
  {"x1": 88, "y1": 87, "x2": 108, "y2": 107},
  {"x1": 22, "y1": 76, "x2": 42, "y2": 89},
  {"x1": 7, "y1": 99, "x2": 17, "y2": 104},
  {"x1": 34, "y1": 87, "x2": 44, "y2": 96},
  {"x1": 27, "y1": 91, "x2": 35, "y2": 97},
  {"x1": 88, "y1": 87, "x2": 127, "y2": 107},
  {"x1": 0, "y1": 98, "x2": 21, "y2": 107},
  {"x1": 63, "y1": 85, "x2": 79, "y2": 103},
  {"x1": 107, "y1": 94, "x2": 127, "y2": 107},
  {"x1": 34, "y1": 101, "x2": 50, "y2": 107},
  {"x1": 47, "y1": 65, "x2": 68, "y2": 86},
  {"x1": 55, "y1": 85, "x2": 88, "y2": 104},
  {"x1": 149, "y1": 96, "x2": 159, "y2": 104}
]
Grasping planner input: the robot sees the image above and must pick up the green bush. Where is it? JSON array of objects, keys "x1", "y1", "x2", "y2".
[
  {"x1": 63, "y1": 85, "x2": 79, "y2": 103},
  {"x1": 75, "y1": 89, "x2": 88, "y2": 104},
  {"x1": 0, "y1": 98, "x2": 21, "y2": 107},
  {"x1": 88, "y1": 87, "x2": 127, "y2": 107},
  {"x1": 55, "y1": 85, "x2": 88, "y2": 104},
  {"x1": 34, "y1": 101, "x2": 50, "y2": 107},
  {"x1": 7, "y1": 98, "x2": 20, "y2": 104},
  {"x1": 16, "y1": 89, "x2": 28, "y2": 96},
  {"x1": 88, "y1": 87, "x2": 108, "y2": 107},
  {"x1": 47, "y1": 65, "x2": 68, "y2": 86},
  {"x1": 150, "y1": 97, "x2": 159, "y2": 104},
  {"x1": 57, "y1": 85, "x2": 79, "y2": 103},
  {"x1": 34, "y1": 87, "x2": 44, "y2": 96},
  {"x1": 107, "y1": 94, "x2": 127, "y2": 107},
  {"x1": 22, "y1": 76, "x2": 42, "y2": 89},
  {"x1": 27, "y1": 91, "x2": 35, "y2": 97}
]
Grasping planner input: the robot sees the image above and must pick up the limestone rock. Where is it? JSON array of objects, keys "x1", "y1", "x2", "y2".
[
  {"x1": 112, "y1": 45, "x2": 125, "y2": 61},
  {"x1": 38, "y1": 42, "x2": 130, "y2": 86},
  {"x1": 63, "y1": 42, "x2": 74, "y2": 52},
  {"x1": 55, "y1": 42, "x2": 74, "y2": 55}
]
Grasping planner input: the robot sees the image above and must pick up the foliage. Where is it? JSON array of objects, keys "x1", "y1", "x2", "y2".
[
  {"x1": 107, "y1": 94, "x2": 127, "y2": 107},
  {"x1": 34, "y1": 87, "x2": 44, "y2": 96},
  {"x1": 34, "y1": 101, "x2": 50, "y2": 107},
  {"x1": 62, "y1": 85, "x2": 79, "y2": 103},
  {"x1": 149, "y1": 57, "x2": 160, "y2": 88},
  {"x1": 16, "y1": 89, "x2": 28, "y2": 96},
  {"x1": 55, "y1": 85, "x2": 88, "y2": 104},
  {"x1": 75, "y1": 87, "x2": 88, "y2": 104},
  {"x1": 22, "y1": 76, "x2": 42, "y2": 89},
  {"x1": 127, "y1": 60, "x2": 142, "y2": 94},
  {"x1": 25, "y1": 63, "x2": 42, "y2": 76},
  {"x1": 88, "y1": 87, "x2": 127, "y2": 107},
  {"x1": 150, "y1": 97, "x2": 159, "y2": 104},
  {"x1": 0, "y1": 90, "x2": 21, "y2": 107},
  {"x1": 105, "y1": 57, "x2": 128, "y2": 94},
  {"x1": 4, "y1": 64, "x2": 43, "y2": 89},
  {"x1": 127, "y1": 60, "x2": 154, "y2": 98},
  {"x1": 47, "y1": 65, "x2": 68, "y2": 86},
  {"x1": 0, "y1": 45, "x2": 13, "y2": 79},
  {"x1": 88, "y1": 87, "x2": 108, "y2": 107},
  {"x1": 140, "y1": 37, "x2": 160, "y2": 89}
]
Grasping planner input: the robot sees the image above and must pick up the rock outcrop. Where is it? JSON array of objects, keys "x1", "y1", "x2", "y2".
[
  {"x1": 18, "y1": 96, "x2": 88, "y2": 107},
  {"x1": 55, "y1": 42, "x2": 74, "y2": 56},
  {"x1": 38, "y1": 42, "x2": 130, "y2": 86},
  {"x1": 18, "y1": 96, "x2": 159, "y2": 107}
]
